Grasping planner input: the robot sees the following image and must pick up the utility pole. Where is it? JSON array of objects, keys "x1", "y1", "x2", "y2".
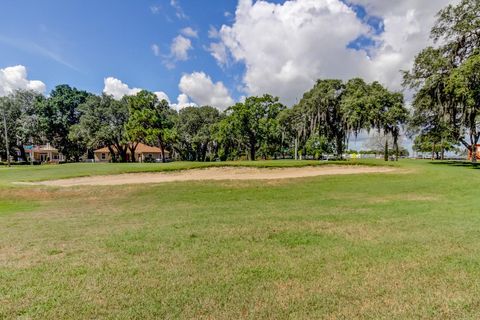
[{"x1": 2, "y1": 103, "x2": 10, "y2": 167}]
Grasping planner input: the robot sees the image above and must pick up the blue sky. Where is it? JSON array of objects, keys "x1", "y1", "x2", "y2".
[
  {"x1": 0, "y1": 0, "x2": 243, "y2": 98},
  {"x1": 0, "y1": 0, "x2": 454, "y2": 112},
  {"x1": 0, "y1": 0, "x2": 387, "y2": 102}
]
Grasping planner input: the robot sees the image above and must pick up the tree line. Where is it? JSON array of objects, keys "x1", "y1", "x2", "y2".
[{"x1": 0, "y1": 78, "x2": 408, "y2": 163}]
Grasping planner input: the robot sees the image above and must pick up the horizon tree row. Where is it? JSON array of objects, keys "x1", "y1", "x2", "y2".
[{"x1": 0, "y1": 77, "x2": 408, "y2": 163}]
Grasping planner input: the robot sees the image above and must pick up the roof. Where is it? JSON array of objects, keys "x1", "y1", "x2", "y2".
[
  {"x1": 94, "y1": 143, "x2": 169, "y2": 154},
  {"x1": 25, "y1": 144, "x2": 59, "y2": 153}
]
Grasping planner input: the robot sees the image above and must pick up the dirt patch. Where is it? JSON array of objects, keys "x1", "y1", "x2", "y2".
[{"x1": 16, "y1": 166, "x2": 396, "y2": 187}]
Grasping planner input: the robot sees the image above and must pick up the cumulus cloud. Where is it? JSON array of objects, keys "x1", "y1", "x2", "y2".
[
  {"x1": 0, "y1": 65, "x2": 46, "y2": 97},
  {"x1": 179, "y1": 72, "x2": 234, "y2": 110},
  {"x1": 103, "y1": 76, "x2": 196, "y2": 111},
  {"x1": 180, "y1": 27, "x2": 198, "y2": 38},
  {"x1": 103, "y1": 77, "x2": 170, "y2": 103},
  {"x1": 103, "y1": 77, "x2": 142, "y2": 100},
  {"x1": 171, "y1": 93, "x2": 196, "y2": 110},
  {"x1": 171, "y1": 35, "x2": 192, "y2": 61},
  {"x1": 207, "y1": 42, "x2": 229, "y2": 66},
  {"x1": 210, "y1": 0, "x2": 457, "y2": 105}
]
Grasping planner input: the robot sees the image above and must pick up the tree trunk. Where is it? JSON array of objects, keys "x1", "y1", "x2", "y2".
[
  {"x1": 472, "y1": 144, "x2": 477, "y2": 164},
  {"x1": 18, "y1": 145, "x2": 27, "y2": 162},
  {"x1": 159, "y1": 141, "x2": 166, "y2": 163},
  {"x1": 2, "y1": 109, "x2": 10, "y2": 167},
  {"x1": 118, "y1": 147, "x2": 128, "y2": 163},
  {"x1": 384, "y1": 139, "x2": 389, "y2": 162},
  {"x1": 250, "y1": 143, "x2": 256, "y2": 161},
  {"x1": 128, "y1": 143, "x2": 138, "y2": 163},
  {"x1": 336, "y1": 135, "x2": 343, "y2": 159},
  {"x1": 393, "y1": 134, "x2": 399, "y2": 161},
  {"x1": 294, "y1": 137, "x2": 298, "y2": 160},
  {"x1": 431, "y1": 143, "x2": 436, "y2": 161},
  {"x1": 108, "y1": 146, "x2": 117, "y2": 162}
]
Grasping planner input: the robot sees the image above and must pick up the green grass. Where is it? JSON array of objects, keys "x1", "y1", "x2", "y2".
[{"x1": 2, "y1": 160, "x2": 480, "y2": 319}]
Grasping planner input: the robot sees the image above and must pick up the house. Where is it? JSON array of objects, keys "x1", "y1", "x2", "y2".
[
  {"x1": 93, "y1": 143, "x2": 169, "y2": 163},
  {"x1": 24, "y1": 144, "x2": 65, "y2": 163}
]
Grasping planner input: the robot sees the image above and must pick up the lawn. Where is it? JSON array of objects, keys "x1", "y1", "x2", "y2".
[{"x1": 1, "y1": 160, "x2": 480, "y2": 319}]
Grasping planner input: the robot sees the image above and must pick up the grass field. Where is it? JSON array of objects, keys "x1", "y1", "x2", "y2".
[{"x1": 1, "y1": 160, "x2": 480, "y2": 319}]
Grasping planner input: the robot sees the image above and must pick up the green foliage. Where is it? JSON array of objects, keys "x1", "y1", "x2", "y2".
[
  {"x1": 0, "y1": 90, "x2": 45, "y2": 161},
  {"x1": 37, "y1": 85, "x2": 90, "y2": 161},
  {"x1": 71, "y1": 94, "x2": 129, "y2": 162},
  {"x1": 175, "y1": 106, "x2": 221, "y2": 161},
  {"x1": 125, "y1": 91, "x2": 176, "y2": 162},
  {"x1": 305, "y1": 135, "x2": 333, "y2": 159},
  {"x1": 224, "y1": 94, "x2": 286, "y2": 161},
  {"x1": 406, "y1": 0, "x2": 480, "y2": 162},
  {"x1": 296, "y1": 79, "x2": 408, "y2": 160}
]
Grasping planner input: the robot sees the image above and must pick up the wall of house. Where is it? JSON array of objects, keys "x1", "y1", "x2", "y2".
[
  {"x1": 94, "y1": 152, "x2": 112, "y2": 162},
  {"x1": 139, "y1": 152, "x2": 162, "y2": 162}
]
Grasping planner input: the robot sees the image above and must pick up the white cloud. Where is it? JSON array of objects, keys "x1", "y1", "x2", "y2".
[
  {"x1": 207, "y1": 42, "x2": 229, "y2": 66},
  {"x1": 103, "y1": 77, "x2": 189, "y2": 109},
  {"x1": 180, "y1": 27, "x2": 198, "y2": 38},
  {"x1": 208, "y1": 26, "x2": 220, "y2": 39},
  {"x1": 171, "y1": 35, "x2": 192, "y2": 61},
  {"x1": 151, "y1": 44, "x2": 161, "y2": 57},
  {"x1": 0, "y1": 65, "x2": 46, "y2": 97},
  {"x1": 179, "y1": 72, "x2": 234, "y2": 110},
  {"x1": 171, "y1": 93, "x2": 196, "y2": 110},
  {"x1": 162, "y1": 35, "x2": 193, "y2": 68},
  {"x1": 211, "y1": 0, "x2": 457, "y2": 105},
  {"x1": 155, "y1": 91, "x2": 170, "y2": 103},
  {"x1": 103, "y1": 77, "x2": 142, "y2": 100},
  {"x1": 170, "y1": 0, "x2": 188, "y2": 20}
]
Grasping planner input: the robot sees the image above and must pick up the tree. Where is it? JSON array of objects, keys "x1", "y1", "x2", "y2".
[
  {"x1": 413, "y1": 134, "x2": 456, "y2": 160},
  {"x1": 175, "y1": 106, "x2": 221, "y2": 161},
  {"x1": 365, "y1": 132, "x2": 406, "y2": 158},
  {"x1": 125, "y1": 91, "x2": 175, "y2": 162},
  {"x1": 305, "y1": 135, "x2": 333, "y2": 159},
  {"x1": 38, "y1": 85, "x2": 90, "y2": 161},
  {"x1": 226, "y1": 95, "x2": 285, "y2": 161},
  {"x1": 406, "y1": 0, "x2": 480, "y2": 162},
  {"x1": 9, "y1": 90, "x2": 45, "y2": 162},
  {"x1": 369, "y1": 82, "x2": 408, "y2": 161},
  {"x1": 296, "y1": 79, "x2": 347, "y2": 158},
  {"x1": 72, "y1": 94, "x2": 129, "y2": 162},
  {"x1": 446, "y1": 52, "x2": 480, "y2": 161},
  {"x1": 341, "y1": 78, "x2": 373, "y2": 137}
]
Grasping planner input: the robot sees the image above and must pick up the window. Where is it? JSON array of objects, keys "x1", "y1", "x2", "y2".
[{"x1": 101, "y1": 153, "x2": 106, "y2": 160}]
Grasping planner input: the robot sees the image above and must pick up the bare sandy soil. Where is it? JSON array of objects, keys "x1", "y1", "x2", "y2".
[{"x1": 18, "y1": 166, "x2": 396, "y2": 187}]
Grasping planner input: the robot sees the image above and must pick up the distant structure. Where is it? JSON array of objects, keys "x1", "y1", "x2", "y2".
[
  {"x1": 467, "y1": 144, "x2": 480, "y2": 161},
  {"x1": 94, "y1": 143, "x2": 169, "y2": 163},
  {"x1": 23, "y1": 144, "x2": 65, "y2": 163}
]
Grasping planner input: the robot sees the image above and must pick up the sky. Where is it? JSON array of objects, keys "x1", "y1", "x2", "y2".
[{"x1": 0, "y1": 0, "x2": 458, "y2": 113}]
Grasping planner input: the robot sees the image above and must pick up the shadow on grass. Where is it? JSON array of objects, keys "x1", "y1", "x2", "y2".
[{"x1": 428, "y1": 160, "x2": 480, "y2": 169}]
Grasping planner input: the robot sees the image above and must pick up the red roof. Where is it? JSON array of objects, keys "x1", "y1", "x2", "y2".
[{"x1": 94, "y1": 143, "x2": 168, "y2": 154}]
